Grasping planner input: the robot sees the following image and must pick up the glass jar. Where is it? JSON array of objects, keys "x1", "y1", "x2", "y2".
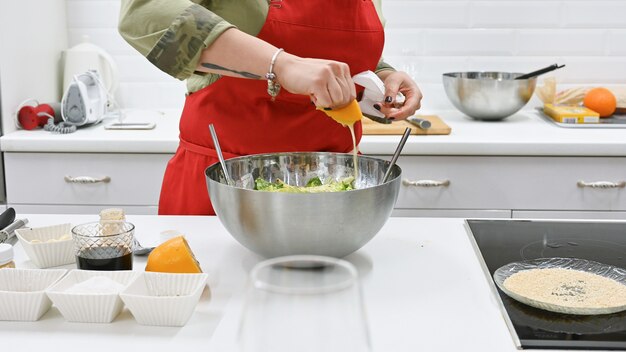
[{"x1": 0, "y1": 243, "x2": 15, "y2": 269}]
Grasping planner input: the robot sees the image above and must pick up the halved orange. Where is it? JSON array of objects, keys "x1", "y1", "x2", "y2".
[
  {"x1": 145, "y1": 236, "x2": 202, "y2": 273},
  {"x1": 318, "y1": 99, "x2": 362, "y2": 126}
]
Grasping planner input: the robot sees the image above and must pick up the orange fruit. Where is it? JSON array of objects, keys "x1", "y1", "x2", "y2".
[
  {"x1": 583, "y1": 87, "x2": 616, "y2": 118},
  {"x1": 145, "y1": 236, "x2": 202, "y2": 273},
  {"x1": 318, "y1": 99, "x2": 362, "y2": 126}
]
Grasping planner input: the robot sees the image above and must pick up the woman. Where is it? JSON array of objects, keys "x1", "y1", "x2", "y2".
[{"x1": 119, "y1": 0, "x2": 422, "y2": 215}]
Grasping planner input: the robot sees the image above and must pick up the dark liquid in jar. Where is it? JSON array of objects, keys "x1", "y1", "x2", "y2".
[{"x1": 76, "y1": 247, "x2": 133, "y2": 271}]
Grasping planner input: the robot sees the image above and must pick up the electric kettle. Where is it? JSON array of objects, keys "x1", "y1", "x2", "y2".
[{"x1": 62, "y1": 35, "x2": 119, "y2": 95}]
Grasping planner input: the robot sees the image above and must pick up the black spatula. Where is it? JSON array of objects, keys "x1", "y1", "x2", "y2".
[{"x1": 515, "y1": 64, "x2": 565, "y2": 80}]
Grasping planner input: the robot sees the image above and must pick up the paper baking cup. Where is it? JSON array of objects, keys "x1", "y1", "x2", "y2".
[
  {"x1": 120, "y1": 272, "x2": 208, "y2": 326},
  {"x1": 46, "y1": 270, "x2": 137, "y2": 323},
  {"x1": 0, "y1": 268, "x2": 67, "y2": 321},
  {"x1": 16, "y1": 224, "x2": 74, "y2": 268}
]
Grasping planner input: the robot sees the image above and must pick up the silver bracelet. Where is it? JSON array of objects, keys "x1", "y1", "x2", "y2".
[{"x1": 265, "y1": 48, "x2": 284, "y2": 101}]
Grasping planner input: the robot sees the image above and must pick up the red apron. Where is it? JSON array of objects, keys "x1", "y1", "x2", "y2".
[{"x1": 159, "y1": 0, "x2": 385, "y2": 215}]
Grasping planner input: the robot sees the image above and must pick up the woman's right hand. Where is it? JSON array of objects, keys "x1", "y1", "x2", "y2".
[{"x1": 274, "y1": 53, "x2": 356, "y2": 109}]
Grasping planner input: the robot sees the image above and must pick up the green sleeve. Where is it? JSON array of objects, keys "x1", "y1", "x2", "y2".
[{"x1": 118, "y1": 0, "x2": 236, "y2": 80}]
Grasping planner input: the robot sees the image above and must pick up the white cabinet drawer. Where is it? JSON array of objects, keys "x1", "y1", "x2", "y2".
[
  {"x1": 388, "y1": 156, "x2": 626, "y2": 211},
  {"x1": 7, "y1": 204, "x2": 159, "y2": 215},
  {"x1": 5, "y1": 153, "x2": 172, "y2": 206}
]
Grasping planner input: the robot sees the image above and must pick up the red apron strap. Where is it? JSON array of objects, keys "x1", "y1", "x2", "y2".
[{"x1": 179, "y1": 137, "x2": 240, "y2": 159}]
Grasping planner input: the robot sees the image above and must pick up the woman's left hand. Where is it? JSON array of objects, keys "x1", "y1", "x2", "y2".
[{"x1": 375, "y1": 71, "x2": 422, "y2": 120}]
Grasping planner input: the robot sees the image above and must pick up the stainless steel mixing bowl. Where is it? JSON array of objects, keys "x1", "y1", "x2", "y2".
[
  {"x1": 442, "y1": 72, "x2": 537, "y2": 120},
  {"x1": 205, "y1": 152, "x2": 401, "y2": 258}
]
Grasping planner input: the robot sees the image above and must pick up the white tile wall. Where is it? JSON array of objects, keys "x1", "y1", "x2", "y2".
[
  {"x1": 65, "y1": 0, "x2": 626, "y2": 111},
  {"x1": 65, "y1": 0, "x2": 187, "y2": 110}
]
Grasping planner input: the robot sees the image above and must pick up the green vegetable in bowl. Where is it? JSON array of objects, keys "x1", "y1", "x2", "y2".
[
  {"x1": 305, "y1": 176, "x2": 323, "y2": 187},
  {"x1": 255, "y1": 176, "x2": 355, "y2": 193},
  {"x1": 254, "y1": 178, "x2": 283, "y2": 191}
]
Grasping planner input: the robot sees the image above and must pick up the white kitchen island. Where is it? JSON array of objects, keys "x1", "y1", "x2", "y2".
[{"x1": 2, "y1": 214, "x2": 610, "y2": 352}]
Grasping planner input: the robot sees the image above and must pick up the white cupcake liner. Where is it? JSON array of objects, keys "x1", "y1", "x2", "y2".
[
  {"x1": 0, "y1": 268, "x2": 67, "y2": 321},
  {"x1": 46, "y1": 270, "x2": 137, "y2": 323},
  {"x1": 120, "y1": 272, "x2": 208, "y2": 327},
  {"x1": 16, "y1": 224, "x2": 74, "y2": 268}
]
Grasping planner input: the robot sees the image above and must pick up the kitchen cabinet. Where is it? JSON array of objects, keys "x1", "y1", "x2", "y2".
[
  {"x1": 392, "y1": 208, "x2": 511, "y2": 218},
  {"x1": 390, "y1": 155, "x2": 626, "y2": 219},
  {"x1": 2, "y1": 110, "x2": 626, "y2": 217},
  {"x1": 512, "y1": 210, "x2": 626, "y2": 220},
  {"x1": 4, "y1": 152, "x2": 170, "y2": 214},
  {"x1": 5, "y1": 153, "x2": 626, "y2": 218}
]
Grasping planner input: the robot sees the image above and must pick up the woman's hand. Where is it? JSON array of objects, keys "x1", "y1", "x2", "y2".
[
  {"x1": 274, "y1": 53, "x2": 356, "y2": 109},
  {"x1": 192, "y1": 29, "x2": 355, "y2": 109},
  {"x1": 375, "y1": 71, "x2": 422, "y2": 120}
]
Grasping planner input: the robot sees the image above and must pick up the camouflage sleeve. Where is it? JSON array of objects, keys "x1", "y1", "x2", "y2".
[
  {"x1": 119, "y1": 1, "x2": 235, "y2": 81},
  {"x1": 376, "y1": 59, "x2": 396, "y2": 74}
]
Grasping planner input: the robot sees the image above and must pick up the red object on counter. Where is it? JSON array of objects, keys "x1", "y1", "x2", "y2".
[
  {"x1": 17, "y1": 103, "x2": 56, "y2": 130},
  {"x1": 157, "y1": 0, "x2": 385, "y2": 215}
]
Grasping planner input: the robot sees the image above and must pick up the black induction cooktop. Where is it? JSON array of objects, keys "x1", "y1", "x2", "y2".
[{"x1": 466, "y1": 219, "x2": 626, "y2": 350}]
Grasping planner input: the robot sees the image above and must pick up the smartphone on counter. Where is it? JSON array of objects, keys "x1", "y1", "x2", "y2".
[{"x1": 104, "y1": 122, "x2": 156, "y2": 130}]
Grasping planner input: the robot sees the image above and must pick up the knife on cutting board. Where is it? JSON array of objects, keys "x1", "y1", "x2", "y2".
[
  {"x1": 363, "y1": 113, "x2": 392, "y2": 124},
  {"x1": 406, "y1": 116, "x2": 432, "y2": 130}
]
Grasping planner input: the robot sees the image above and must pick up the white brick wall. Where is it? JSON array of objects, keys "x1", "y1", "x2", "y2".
[{"x1": 66, "y1": 0, "x2": 626, "y2": 111}]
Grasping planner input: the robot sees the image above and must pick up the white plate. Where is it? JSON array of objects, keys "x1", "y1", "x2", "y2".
[{"x1": 494, "y1": 257, "x2": 626, "y2": 315}]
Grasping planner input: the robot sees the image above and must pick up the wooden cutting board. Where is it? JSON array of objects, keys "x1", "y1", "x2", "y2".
[{"x1": 361, "y1": 115, "x2": 451, "y2": 135}]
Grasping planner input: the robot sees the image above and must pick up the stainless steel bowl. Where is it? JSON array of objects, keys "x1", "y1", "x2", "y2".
[
  {"x1": 442, "y1": 72, "x2": 537, "y2": 120},
  {"x1": 205, "y1": 152, "x2": 401, "y2": 258}
]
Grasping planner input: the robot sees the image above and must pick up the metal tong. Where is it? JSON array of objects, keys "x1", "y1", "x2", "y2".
[
  {"x1": 208, "y1": 124, "x2": 234, "y2": 186},
  {"x1": 0, "y1": 219, "x2": 29, "y2": 244},
  {"x1": 382, "y1": 127, "x2": 412, "y2": 184}
]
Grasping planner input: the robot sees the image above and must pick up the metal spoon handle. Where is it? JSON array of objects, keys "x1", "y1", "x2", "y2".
[
  {"x1": 515, "y1": 63, "x2": 565, "y2": 80},
  {"x1": 382, "y1": 127, "x2": 411, "y2": 184},
  {"x1": 208, "y1": 124, "x2": 233, "y2": 186}
]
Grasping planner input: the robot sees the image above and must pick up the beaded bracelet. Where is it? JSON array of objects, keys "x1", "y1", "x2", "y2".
[{"x1": 265, "y1": 48, "x2": 284, "y2": 101}]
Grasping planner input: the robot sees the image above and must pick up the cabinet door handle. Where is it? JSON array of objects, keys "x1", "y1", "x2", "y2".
[
  {"x1": 577, "y1": 180, "x2": 625, "y2": 189},
  {"x1": 64, "y1": 175, "x2": 111, "y2": 184},
  {"x1": 402, "y1": 179, "x2": 450, "y2": 187}
]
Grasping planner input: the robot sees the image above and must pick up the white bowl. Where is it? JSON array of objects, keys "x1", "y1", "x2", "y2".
[
  {"x1": 0, "y1": 268, "x2": 67, "y2": 321},
  {"x1": 16, "y1": 223, "x2": 74, "y2": 268},
  {"x1": 46, "y1": 269, "x2": 138, "y2": 323},
  {"x1": 120, "y1": 272, "x2": 208, "y2": 327}
]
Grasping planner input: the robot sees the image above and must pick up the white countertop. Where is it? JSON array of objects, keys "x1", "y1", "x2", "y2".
[
  {"x1": 2, "y1": 215, "x2": 607, "y2": 352},
  {"x1": 2, "y1": 109, "x2": 626, "y2": 156}
]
